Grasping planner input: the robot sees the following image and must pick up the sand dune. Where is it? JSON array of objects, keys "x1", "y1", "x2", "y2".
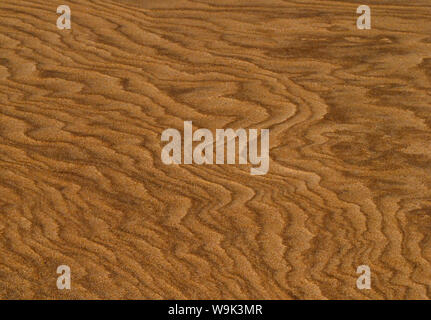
[{"x1": 1, "y1": 0, "x2": 431, "y2": 299}]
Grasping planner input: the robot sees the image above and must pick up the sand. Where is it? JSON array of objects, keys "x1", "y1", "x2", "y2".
[{"x1": 0, "y1": 0, "x2": 431, "y2": 299}]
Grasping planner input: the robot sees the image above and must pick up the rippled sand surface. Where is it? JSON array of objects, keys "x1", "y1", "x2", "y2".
[{"x1": 1, "y1": 0, "x2": 431, "y2": 299}]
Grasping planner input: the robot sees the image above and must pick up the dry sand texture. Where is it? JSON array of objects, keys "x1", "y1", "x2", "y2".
[{"x1": 1, "y1": 0, "x2": 431, "y2": 299}]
